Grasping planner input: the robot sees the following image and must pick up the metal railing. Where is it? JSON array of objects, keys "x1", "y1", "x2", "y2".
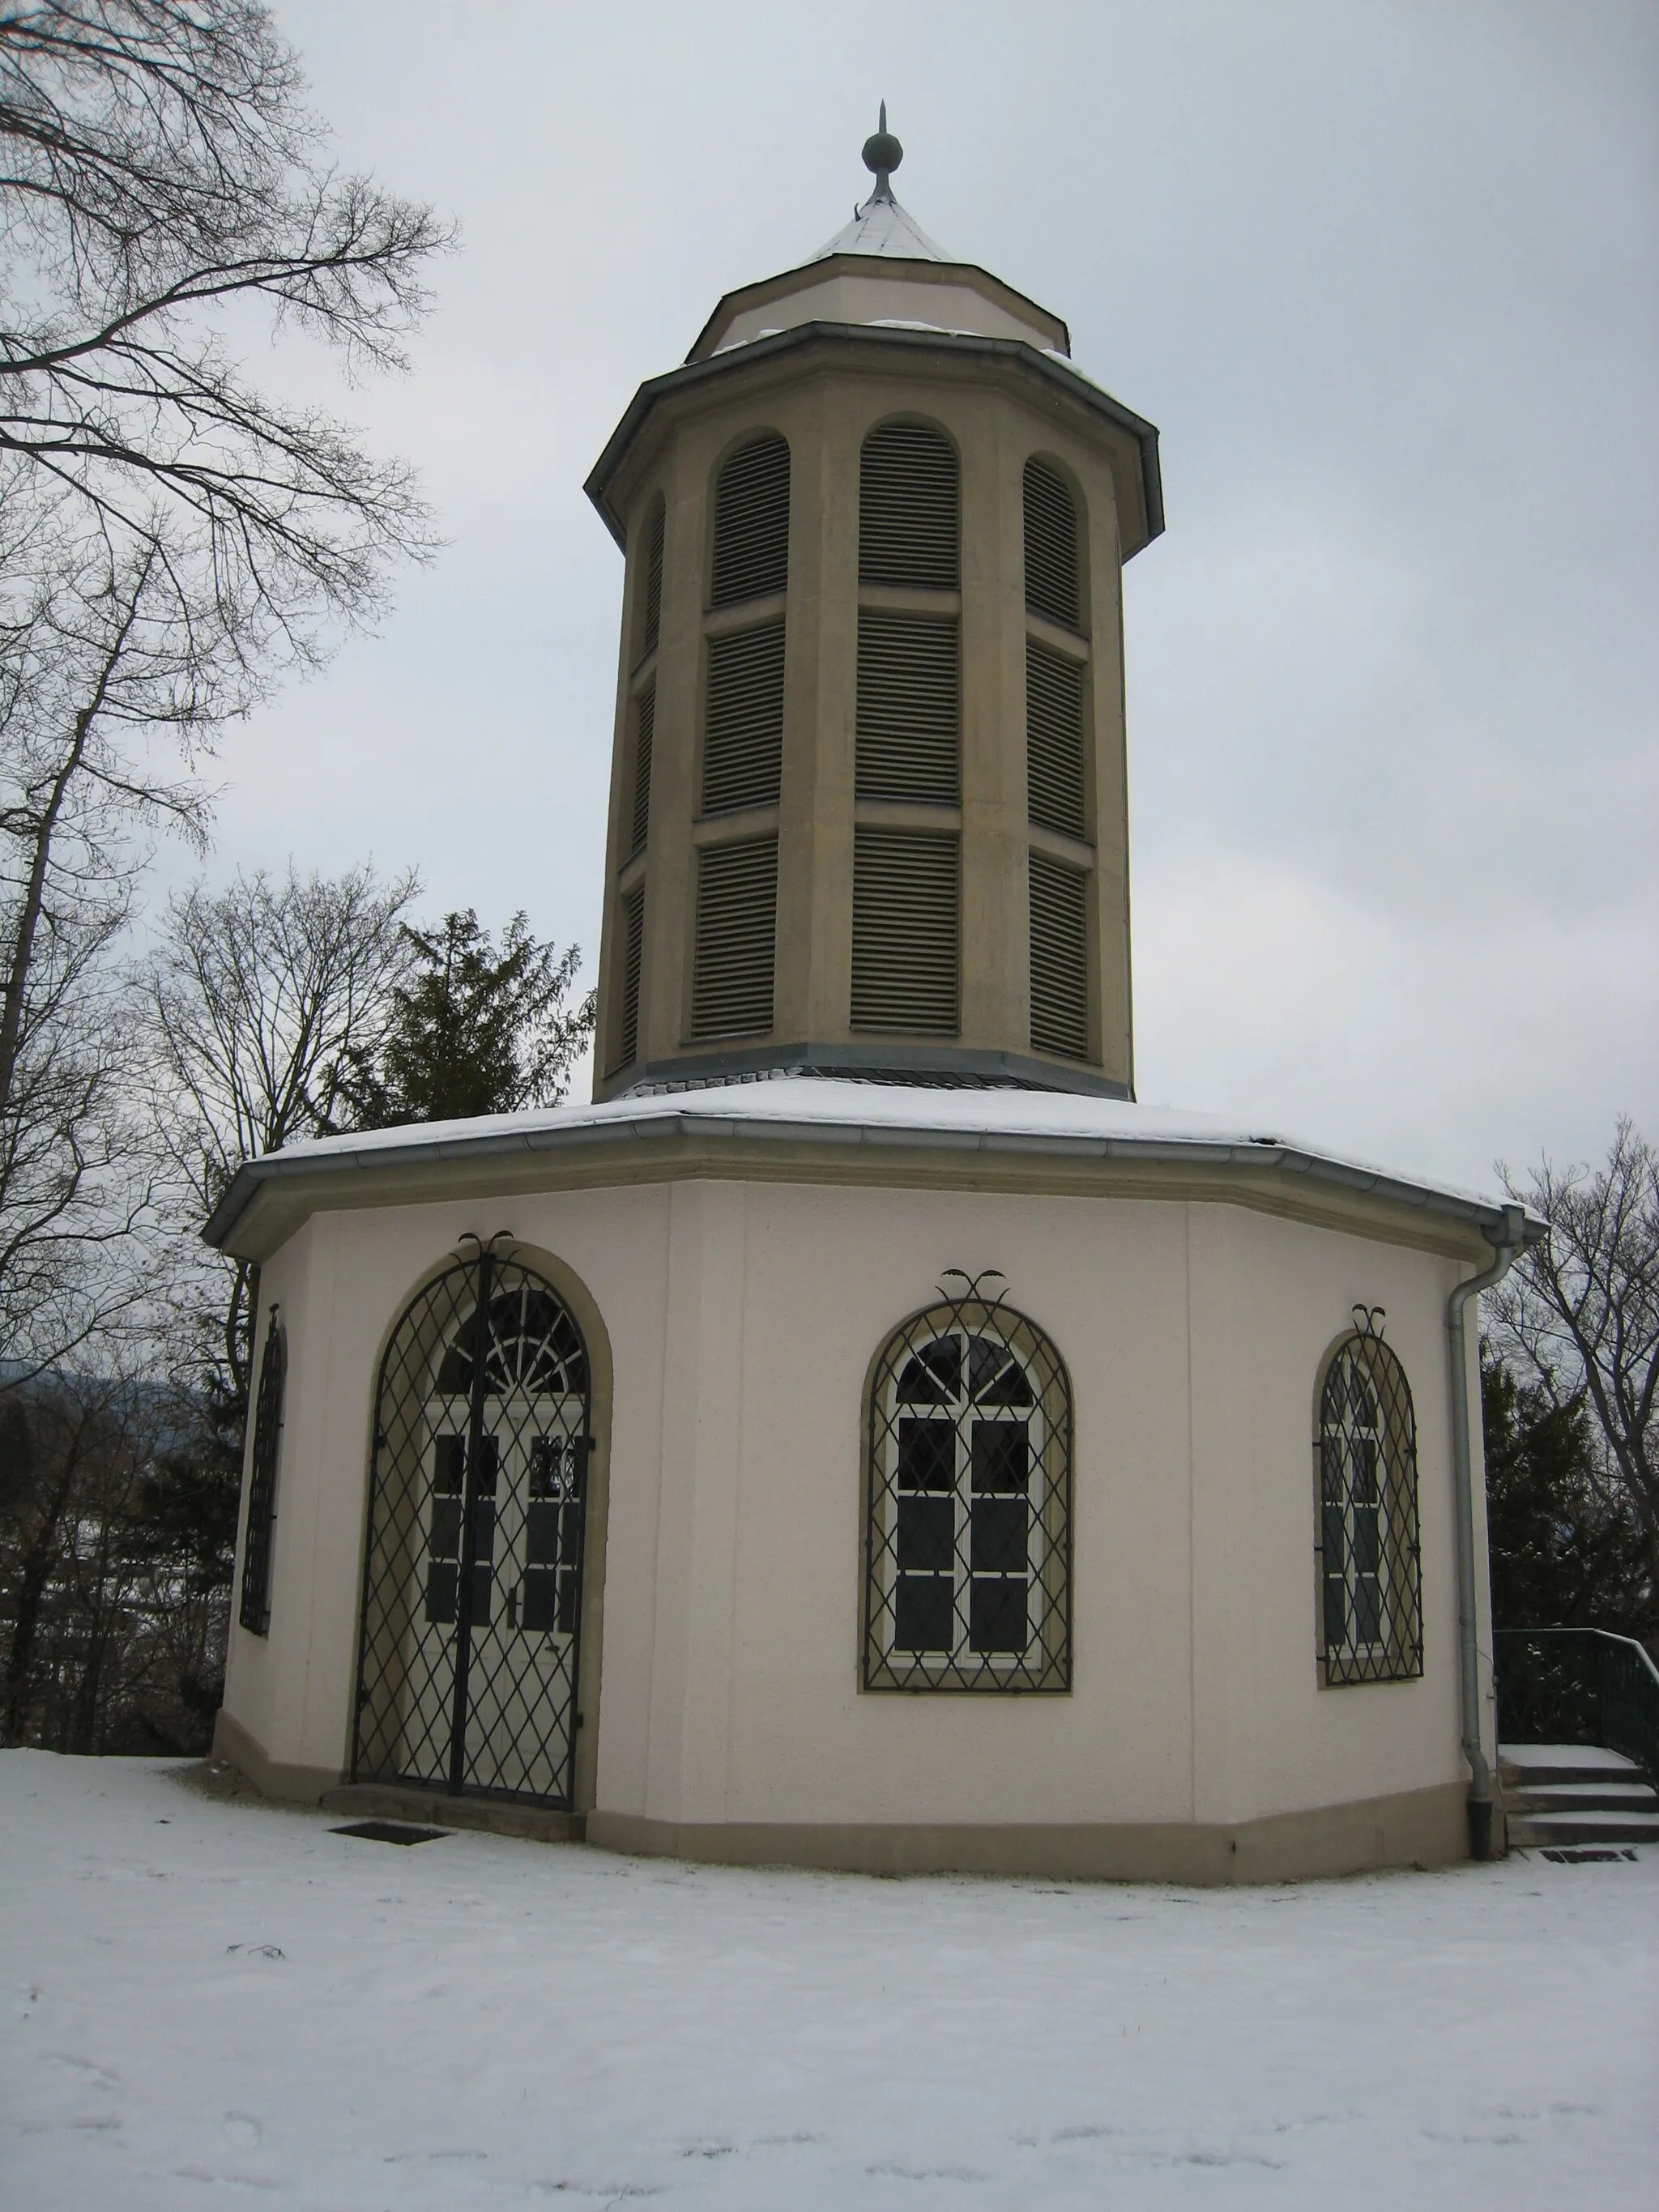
[{"x1": 1494, "y1": 1627, "x2": 1659, "y2": 1788}]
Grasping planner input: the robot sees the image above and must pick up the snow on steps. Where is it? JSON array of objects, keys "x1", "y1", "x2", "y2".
[{"x1": 1502, "y1": 1744, "x2": 1659, "y2": 1849}]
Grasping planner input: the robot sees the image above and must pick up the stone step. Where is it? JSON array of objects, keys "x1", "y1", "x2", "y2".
[
  {"x1": 320, "y1": 1781, "x2": 585, "y2": 1845},
  {"x1": 1508, "y1": 1784, "x2": 1659, "y2": 1816},
  {"x1": 1500, "y1": 1744, "x2": 1646, "y2": 1788},
  {"x1": 1508, "y1": 1807, "x2": 1659, "y2": 1848}
]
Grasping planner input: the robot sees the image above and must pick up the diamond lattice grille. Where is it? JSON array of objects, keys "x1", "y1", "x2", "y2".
[
  {"x1": 354, "y1": 1254, "x2": 592, "y2": 1806},
  {"x1": 1316, "y1": 1315, "x2": 1422, "y2": 1686},
  {"x1": 863, "y1": 1281, "x2": 1072, "y2": 1692}
]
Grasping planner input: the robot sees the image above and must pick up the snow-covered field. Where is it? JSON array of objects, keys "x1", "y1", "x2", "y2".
[{"x1": 2, "y1": 1754, "x2": 1654, "y2": 2211}]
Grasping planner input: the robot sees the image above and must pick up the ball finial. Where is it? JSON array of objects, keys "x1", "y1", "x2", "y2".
[{"x1": 862, "y1": 100, "x2": 902, "y2": 190}]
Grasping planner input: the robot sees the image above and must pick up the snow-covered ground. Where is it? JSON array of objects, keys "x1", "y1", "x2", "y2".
[{"x1": 2, "y1": 1754, "x2": 1654, "y2": 2211}]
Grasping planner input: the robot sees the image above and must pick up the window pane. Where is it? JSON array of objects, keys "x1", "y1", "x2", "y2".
[
  {"x1": 468, "y1": 1562, "x2": 493, "y2": 1626},
  {"x1": 898, "y1": 1417, "x2": 954, "y2": 1490},
  {"x1": 429, "y1": 1498, "x2": 463, "y2": 1559},
  {"x1": 525, "y1": 1501, "x2": 561, "y2": 1566},
  {"x1": 528, "y1": 1437, "x2": 565, "y2": 1498},
  {"x1": 1354, "y1": 1575, "x2": 1382, "y2": 1647},
  {"x1": 970, "y1": 1576, "x2": 1028, "y2": 1655},
  {"x1": 971, "y1": 1421, "x2": 1029, "y2": 1493},
  {"x1": 557, "y1": 1567, "x2": 579, "y2": 1635},
  {"x1": 433, "y1": 1434, "x2": 465, "y2": 1494},
  {"x1": 898, "y1": 1494, "x2": 954, "y2": 1572},
  {"x1": 522, "y1": 1567, "x2": 558, "y2": 1632},
  {"x1": 895, "y1": 1574, "x2": 953, "y2": 1653},
  {"x1": 898, "y1": 1340, "x2": 958, "y2": 1402},
  {"x1": 971, "y1": 1495, "x2": 1028, "y2": 1574},
  {"x1": 425, "y1": 1562, "x2": 458, "y2": 1626},
  {"x1": 1353, "y1": 1502, "x2": 1380, "y2": 1575},
  {"x1": 1323, "y1": 1568, "x2": 1346, "y2": 1652}
]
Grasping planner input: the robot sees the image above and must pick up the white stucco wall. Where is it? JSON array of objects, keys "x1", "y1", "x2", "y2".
[{"x1": 222, "y1": 1176, "x2": 1490, "y2": 1831}]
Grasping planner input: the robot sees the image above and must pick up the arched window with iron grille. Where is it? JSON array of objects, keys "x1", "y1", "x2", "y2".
[
  {"x1": 238, "y1": 1306, "x2": 285, "y2": 1636},
  {"x1": 863, "y1": 1273, "x2": 1071, "y2": 1692},
  {"x1": 1316, "y1": 1308, "x2": 1422, "y2": 1686}
]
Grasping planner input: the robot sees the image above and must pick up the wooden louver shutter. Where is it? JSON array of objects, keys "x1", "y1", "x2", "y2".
[
  {"x1": 629, "y1": 683, "x2": 655, "y2": 855},
  {"x1": 710, "y1": 434, "x2": 790, "y2": 607},
  {"x1": 617, "y1": 884, "x2": 644, "y2": 1068},
  {"x1": 642, "y1": 499, "x2": 665, "y2": 658},
  {"x1": 692, "y1": 836, "x2": 777, "y2": 1038},
  {"x1": 859, "y1": 423, "x2": 959, "y2": 588},
  {"x1": 856, "y1": 611, "x2": 960, "y2": 804},
  {"x1": 702, "y1": 620, "x2": 784, "y2": 816},
  {"x1": 1024, "y1": 458, "x2": 1080, "y2": 630},
  {"x1": 1029, "y1": 850, "x2": 1090, "y2": 1059},
  {"x1": 851, "y1": 828, "x2": 959, "y2": 1035},
  {"x1": 1026, "y1": 641, "x2": 1086, "y2": 839}
]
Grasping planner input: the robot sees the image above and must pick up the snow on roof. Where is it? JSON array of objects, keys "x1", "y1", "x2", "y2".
[
  {"x1": 812, "y1": 188, "x2": 951, "y2": 263},
  {"x1": 204, "y1": 1074, "x2": 1530, "y2": 1249}
]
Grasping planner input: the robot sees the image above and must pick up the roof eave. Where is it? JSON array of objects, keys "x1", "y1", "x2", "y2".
[
  {"x1": 583, "y1": 322, "x2": 1163, "y2": 554},
  {"x1": 203, "y1": 1108, "x2": 1546, "y2": 1260}
]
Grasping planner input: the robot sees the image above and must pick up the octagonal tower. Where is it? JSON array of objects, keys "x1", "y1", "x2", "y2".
[{"x1": 586, "y1": 119, "x2": 1162, "y2": 1100}]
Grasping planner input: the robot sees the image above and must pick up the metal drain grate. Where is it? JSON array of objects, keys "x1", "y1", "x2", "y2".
[
  {"x1": 1540, "y1": 1846, "x2": 1638, "y2": 1864},
  {"x1": 331, "y1": 1820, "x2": 450, "y2": 1846}
]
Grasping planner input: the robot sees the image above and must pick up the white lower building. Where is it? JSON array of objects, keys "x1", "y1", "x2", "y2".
[{"x1": 209, "y1": 1079, "x2": 1526, "y2": 1881}]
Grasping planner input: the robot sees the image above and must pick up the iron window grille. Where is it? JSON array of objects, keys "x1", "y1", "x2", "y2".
[
  {"x1": 353, "y1": 1244, "x2": 593, "y2": 1807},
  {"x1": 237, "y1": 1306, "x2": 284, "y2": 1635},
  {"x1": 1315, "y1": 1306, "x2": 1422, "y2": 1686},
  {"x1": 863, "y1": 1272, "x2": 1072, "y2": 1693}
]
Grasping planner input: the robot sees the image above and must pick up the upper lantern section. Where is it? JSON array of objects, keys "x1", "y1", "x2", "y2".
[{"x1": 686, "y1": 111, "x2": 1071, "y2": 364}]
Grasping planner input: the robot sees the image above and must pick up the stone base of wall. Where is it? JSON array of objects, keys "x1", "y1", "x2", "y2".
[
  {"x1": 211, "y1": 1706, "x2": 1469, "y2": 1882},
  {"x1": 586, "y1": 1784, "x2": 1470, "y2": 1885},
  {"x1": 211, "y1": 1708, "x2": 339, "y2": 1806}
]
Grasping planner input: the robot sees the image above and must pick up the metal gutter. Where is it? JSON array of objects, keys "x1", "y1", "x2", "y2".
[
  {"x1": 202, "y1": 1106, "x2": 1538, "y2": 1253},
  {"x1": 1445, "y1": 1201, "x2": 1533, "y2": 1858},
  {"x1": 582, "y1": 322, "x2": 1164, "y2": 554}
]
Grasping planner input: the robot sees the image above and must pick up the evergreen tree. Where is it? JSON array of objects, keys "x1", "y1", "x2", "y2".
[
  {"x1": 343, "y1": 910, "x2": 595, "y2": 1127},
  {"x1": 1483, "y1": 1355, "x2": 1653, "y2": 1642}
]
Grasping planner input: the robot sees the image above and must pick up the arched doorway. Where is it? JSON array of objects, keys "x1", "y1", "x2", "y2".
[{"x1": 353, "y1": 1247, "x2": 592, "y2": 1806}]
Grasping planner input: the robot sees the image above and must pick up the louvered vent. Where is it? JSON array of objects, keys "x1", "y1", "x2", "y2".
[
  {"x1": 856, "y1": 611, "x2": 960, "y2": 804},
  {"x1": 642, "y1": 498, "x2": 665, "y2": 658},
  {"x1": 710, "y1": 433, "x2": 790, "y2": 607},
  {"x1": 616, "y1": 884, "x2": 644, "y2": 1069},
  {"x1": 1030, "y1": 850, "x2": 1090, "y2": 1059},
  {"x1": 692, "y1": 836, "x2": 777, "y2": 1038},
  {"x1": 1026, "y1": 640, "x2": 1086, "y2": 839},
  {"x1": 1024, "y1": 458, "x2": 1081, "y2": 630},
  {"x1": 629, "y1": 683, "x2": 655, "y2": 856},
  {"x1": 702, "y1": 620, "x2": 784, "y2": 816},
  {"x1": 851, "y1": 828, "x2": 959, "y2": 1035},
  {"x1": 859, "y1": 422, "x2": 959, "y2": 588}
]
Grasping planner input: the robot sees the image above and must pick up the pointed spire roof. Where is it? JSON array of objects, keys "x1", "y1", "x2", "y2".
[
  {"x1": 812, "y1": 106, "x2": 951, "y2": 262},
  {"x1": 684, "y1": 109, "x2": 1072, "y2": 364}
]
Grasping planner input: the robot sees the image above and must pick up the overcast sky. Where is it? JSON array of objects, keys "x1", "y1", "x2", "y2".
[{"x1": 190, "y1": 1, "x2": 1656, "y2": 1193}]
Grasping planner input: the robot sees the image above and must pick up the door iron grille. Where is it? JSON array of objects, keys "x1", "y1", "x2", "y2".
[
  {"x1": 1315, "y1": 1306, "x2": 1422, "y2": 1686},
  {"x1": 863, "y1": 1272, "x2": 1072, "y2": 1692},
  {"x1": 353, "y1": 1245, "x2": 593, "y2": 1806}
]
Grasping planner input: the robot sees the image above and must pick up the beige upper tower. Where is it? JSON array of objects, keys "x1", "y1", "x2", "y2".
[{"x1": 586, "y1": 116, "x2": 1162, "y2": 1101}]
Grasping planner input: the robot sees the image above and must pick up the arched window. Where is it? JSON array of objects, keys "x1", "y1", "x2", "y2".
[
  {"x1": 863, "y1": 1274, "x2": 1071, "y2": 1691},
  {"x1": 238, "y1": 1306, "x2": 285, "y2": 1635},
  {"x1": 1023, "y1": 455, "x2": 1081, "y2": 631},
  {"x1": 859, "y1": 420, "x2": 958, "y2": 589},
  {"x1": 709, "y1": 432, "x2": 790, "y2": 607},
  {"x1": 355, "y1": 1251, "x2": 593, "y2": 1807},
  {"x1": 639, "y1": 493, "x2": 666, "y2": 662},
  {"x1": 1316, "y1": 1309, "x2": 1422, "y2": 1686}
]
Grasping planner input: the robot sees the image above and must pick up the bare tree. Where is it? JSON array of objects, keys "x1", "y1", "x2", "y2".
[
  {"x1": 1491, "y1": 1120, "x2": 1659, "y2": 1601},
  {"x1": 0, "y1": 489, "x2": 245, "y2": 1372},
  {"x1": 144, "y1": 859, "x2": 417, "y2": 1402},
  {"x1": 1, "y1": 1, "x2": 451, "y2": 645}
]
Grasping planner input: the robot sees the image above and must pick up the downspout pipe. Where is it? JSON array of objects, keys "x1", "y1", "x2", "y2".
[{"x1": 1447, "y1": 1200, "x2": 1528, "y2": 1860}]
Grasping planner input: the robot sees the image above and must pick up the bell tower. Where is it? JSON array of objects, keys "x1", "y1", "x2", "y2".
[{"x1": 586, "y1": 117, "x2": 1162, "y2": 1100}]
